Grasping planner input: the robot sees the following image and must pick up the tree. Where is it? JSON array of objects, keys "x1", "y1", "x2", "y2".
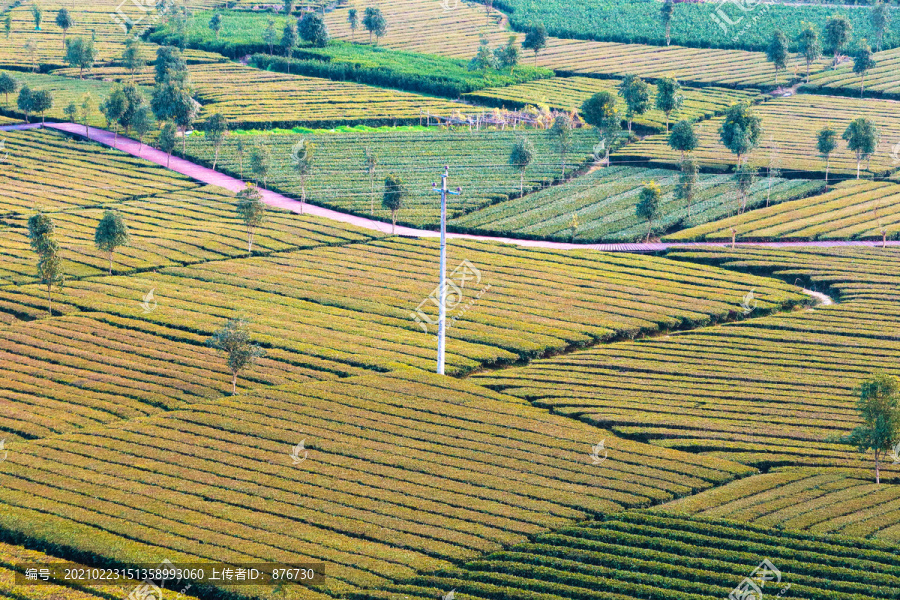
[
  {"x1": 79, "y1": 93, "x2": 93, "y2": 137},
  {"x1": 843, "y1": 117, "x2": 879, "y2": 179},
  {"x1": 675, "y1": 155, "x2": 699, "y2": 219},
  {"x1": 581, "y1": 91, "x2": 619, "y2": 164},
  {"x1": 207, "y1": 317, "x2": 265, "y2": 395},
  {"x1": 523, "y1": 24, "x2": 548, "y2": 66},
  {"x1": 817, "y1": 125, "x2": 837, "y2": 191},
  {"x1": 236, "y1": 183, "x2": 266, "y2": 254},
  {"x1": 843, "y1": 373, "x2": 900, "y2": 484},
  {"x1": 236, "y1": 137, "x2": 246, "y2": 180},
  {"x1": 24, "y1": 39, "x2": 38, "y2": 72},
  {"x1": 766, "y1": 29, "x2": 789, "y2": 86},
  {"x1": 63, "y1": 100, "x2": 77, "y2": 123},
  {"x1": 122, "y1": 37, "x2": 146, "y2": 81},
  {"x1": 64, "y1": 37, "x2": 97, "y2": 79},
  {"x1": 797, "y1": 22, "x2": 821, "y2": 84},
  {"x1": 171, "y1": 89, "x2": 200, "y2": 154},
  {"x1": 719, "y1": 102, "x2": 762, "y2": 167},
  {"x1": 154, "y1": 46, "x2": 187, "y2": 85},
  {"x1": 4, "y1": 14, "x2": 10, "y2": 39},
  {"x1": 550, "y1": 113, "x2": 574, "y2": 178},
  {"x1": 55, "y1": 8, "x2": 73, "y2": 47},
  {"x1": 281, "y1": 20, "x2": 299, "y2": 66},
  {"x1": 117, "y1": 82, "x2": 145, "y2": 134},
  {"x1": 362, "y1": 7, "x2": 387, "y2": 45},
  {"x1": 263, "y1": 18, "x2": 277, "y2": 55},
  {"x1": 494, "y1": 36, "x2": 520, "y2": 74},
  {"x1": 636, "y1": 180, "x2": 662, "y2": 242},
  {"x1": 100, "y1": 86, "x2": 126, "y2": 143},
  {"x1": 382, "y1": 173, "x2": 407, "y2": 234},
  {"x1": 469, "y1": 36, "x2": 498, "y2": 72},
  {"x1": 853, "y1": 40, "x2": 876, "y2": 96},
  {"x1": 655, "y1": 76, "x2": 683, "y2": 133},
  {"x1": 31, "y1": 89, "x2": 52, "y2": 124},
  {"x1": 209, "y1": 12, "x2": 222, "y2": 39},
  {"x1": 762, "y1": 137, "x2": 782, "y2": 207},
  {"x1": 28, "y1": 214, "x2": 64, "y2": 316},
  {"x1": 133, "y1": 104, "x2": 154, "y2": 155},
  {"x1": 0, "y1": 72, "x2": 17, "y2": 106},
  {"x1": 27, "y1": 213, "x2": 55, "y2": 255},
  {"x1": 31, "y1": 4, "x2": 42, "y2": 30},
  {"x1": 618, "y1": 75, "x2": 650, "y2": 134},
  {"x1": 734, "y1": 163, "x2": 757, "y2": 213},
  {"x1": 348, "y1": 9, "x2": 359, "y2": 41},
  {"x1": 17, "y1": 85, "x2": 33, "y2": 123},
  {"x1": 204, "y1": 112, "x2": 228, "y2": 170},
  {"x1": 249, "y1": 143, "x2": 272, "y2": 187},
  {"x1": 284, "y1": 0, "x2": 296, "y2": 15},
  {"x1": 509, "y1": 136, "x2": 535, "y2": 195},
  {"x1": 660, "y1": 0, "x2": 674, "y2": 47},
  {"x1": 484, "y1": 0, "x2": 494, "y2": 24},
  {"x1": 94, "y1": 210, "x2": 129, "y2": 274},
  {"x1": 289, "y1": 138, "x2": 315, "y2": 213},
  {"x1": 299, "y1": 12, "x2": 329, "y2": 47},
  {"x1": 824, "y1": 14, "x2": 852, "y2": 65},
  {"x1": 870, "y1": 2, "x2": 891, "y2": 52},
  {"x1": 668, "y1": 119, "x2": 697, "y2": 160},
  {"x1": 159, "y1": 121, "x2": 177, "y2": 167},
  {"x1": 365, "y1": 147, "x2": 378, "y2": 214}
]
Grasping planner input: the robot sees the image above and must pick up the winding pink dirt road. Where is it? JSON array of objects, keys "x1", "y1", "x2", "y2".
[{"x1": 9, "y1": 122, "x2": 900, "y2": 251}]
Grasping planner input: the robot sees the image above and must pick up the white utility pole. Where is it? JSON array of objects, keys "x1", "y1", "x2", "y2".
[{"x1": 432, "y1": 166, "x2": 461, "y2": 375}]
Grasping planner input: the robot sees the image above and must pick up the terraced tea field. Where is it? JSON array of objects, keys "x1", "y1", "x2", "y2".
[
  {"x1": 621, "y1": 93, "x2": 900, "y2": 177},
  {"x1": 450, "y1": 166, "x2": 822, "y2": 242},
  {"x1": 188, "y1": 129, "x2": 598, "y2": 227},
  {"x1": 0, "y1": 71, "x2": 132, "y2": 126},
  {"x1": 466, "y1": 77, "x2": 760, "y2": 132},
  {"x1": 667, "y1": 180, "x2": 900, "y2": 242},
  {"x1": 662, "y1": 468, "x2": 900, "y2": 541},
  {"x1": 805, "y1": 46, "x2": 900, "y2": 98},
  {"x1": 0, "y1": 371, "x2": 751, "y2": 599},
  {"x1": 355, "y1": 511, "x2": 900, "y2": 600}
]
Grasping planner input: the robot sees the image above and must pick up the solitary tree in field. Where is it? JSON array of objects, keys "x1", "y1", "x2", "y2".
[
  {"x1": 133, "y1": 104, "x2": 154, "y2": 155},
  {"x1": 17, "y1": 85, "x2": 33, "y2": 122},
  {"x1": 4, "y1": 14, "x2": 10, "y2": 39},
  {"x1": 122, "y1": 37, "x2": 146, "y2": 81},
  {"x1": 732, "y1": 163, "x2": 756, "y2": 214},
  {"x1": 762, "y1": 136, "x2": 782, "y2": 207},
  {"x1": 299, "y1": 12, "x2": 329, "y2": 47},
  {"x1": 64, "y1": 100, "x2": 77, "y2": 124},
  {"x1": 824, "y1": 14, "x2": 852, "y2": 65},
  {"x1": 636, "y1": 180, "x2": 662, "y2": 242},
  {"x1": 159, "y1": 121, "x2": 177, "y2": 167},
  {"x1": 853, "y1": 40, "x2": 876, "y2": 96},
  {"x1": 0, "y1": 72, "x2": 17, "y2": 106},
  {"x1": 843, "y1": 117, "x2": 879, "y2": 179},
  {"x1": 550, "y1": 113, "x2": 574, "y2": 179},
  {"x1": 236, "y1": 183, "x2": 266, "y2": 254},
  {"x1": 236, "y1": 137, "x2": 246, "y2": 180},
  {"x1": 843, "y1": 373, "x2": 900, "y2": 484},
  {"x1": 509, "y1": 135, "x2": 535, "y2": 195},
  {"x1": 172, "y1": 89, "x2": 201, "y2": 154},
  {"x1": 668, "y1": 119, "x2": 697, "y2": 160},
  {"x1": 24, "y1": 39, "x2": 38, "y2": 72},
  {"x1": 79, "y1": 93, "x2": 93, "y2": 136},
  {"x1": 207, "y1": 317, "x2": 266, "y2": 395},
  {"x1": 263, "y1": 18, "x2": 277, "y2": 55},
  {"x1": 676, "y1": 155, "x2": 699, "y2": 219},
  {"x1": 363, "y1": 7, "x2": 386, "y2": 45},
  {"x1": 249, "y1": 143, "x2": 273, "y2": 187},
  {"x1": 289, "y1": 138, "x2": 315, "y2": 214},
  {"x1": 766, "y1": 29, "x2": 789, "y2": 86},
  {"x1": 817, "y1": 125, "x2": 837, "y2": 190},
  {"x1": 797, "y1": 23, "x2": 821, "y2": 84},
  {"x1": 581, "y1": 91, "x2": 620, "y2": 165},
  {"x1": 94, "y1": 210, "x2": 129, "y2": 274},
  {"x1": 55, "y1": 8, "x2": 73, "y2": 47},
  {"x1": 364, "y1": 147, "x2": 378, "y2": 214},
  {"x1": 618, "y1": 75, "x2": 650, "y2": 134},
  {"x1": 660, "y1": 0, "x2": 674, "y2": 46},
  {"x1": 281, "y1": 20, "x2": 299, "y2": 67},
  {"x1": 31, "y1": 4, "x2": 42, "y2": 30},
  {"x1": 209, "y1": 12, "x2": 223, "y2": 39},
  {"x1": 348, "y1": 9, "x2": 359, "y2": 41},
  {"x1": 154, "y1": 46, "x2": 187, "y2": 85},
  {"x1": 204, "y1": 112, "x2": 228, "y2": 170},
  {"x1": 31, "y1": 89, "x2": 52, "y2": 124},
  {"x1": 28, "y1": 213, "x2": 64, "y2": 316},
  {"x1": 28, "y1": 212, "x2": 55, "y2": 255},
  {"x1": 484, "y1": 0, "x2": 494, "y2": 24},
  {"x1": 523, "y1": 23, "x2": 548, "y2": 66},
  {"x1": 655, "y1": 76, "x2": 683, "y2": 133},
  {"x1": 382, "y1": 173, "x2": 407, "y2": 234},
  {"x1": 719, "y1": 102, "x2": 761, "y2": 167},
  {"x1": 65, "y1": 37, "x2": 97, "y2": 79},
  {"x1": 870, "y1": 1, "x2": 891, "y2": 52},
  {"x1": 100, "y1": 86, "x2": 127, "y2": 143}
]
